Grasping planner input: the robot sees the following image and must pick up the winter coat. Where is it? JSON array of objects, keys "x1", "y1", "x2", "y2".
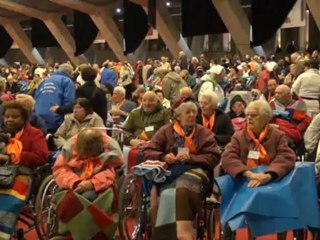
[
  {"x1": 53, "y1": 133, "x2": 123, "y2": 191},
  {"x1": 221, "y1": 126, "x2": 296, "y2": 179},
  {"x1": 123, "y1": 105, "x2": 171, "y2": 145},
  {"x1": 35, "y1": 71, "x2": 75, "y2": 131},
  {"x1": 54, "y1": 112, "x2": 105, "y2": 148},
  {"x1": 162, "y1": 72, "x2": 187, "y2": 103}
]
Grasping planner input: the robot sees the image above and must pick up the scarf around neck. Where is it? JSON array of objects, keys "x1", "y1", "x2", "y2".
[
  {"x1": 173, "y1": 121, "x2": 197, "y2": 154},
  {"x1": 246, "y1": 124, "x2": 270, "y2": 167}
]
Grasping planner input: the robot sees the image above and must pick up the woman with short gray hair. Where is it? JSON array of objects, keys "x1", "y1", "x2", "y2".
[
  {"x1": 222, "y1": 99, "x2": 296, "y2": 188},
  {"x1": 198, "y1": 92, "x2": 234, "y2": 146}
]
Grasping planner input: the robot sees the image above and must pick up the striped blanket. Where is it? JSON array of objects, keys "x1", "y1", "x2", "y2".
[
  {"x1": 50, "y1": 187, "x2": 118, "y2": 240},
  {"x1": 131, "y1": 160, "x2": 171, "y2": 183},
  {"x1": 0, "y1": 175, "x2": 31, "y2": 240}
]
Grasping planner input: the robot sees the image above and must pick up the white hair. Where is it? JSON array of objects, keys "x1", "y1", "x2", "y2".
[
  {"x1": 58, "y1": 63, "x2": 74, "y2": 76},
  {"x1": 174, "y1": 101, "x2": 198, "y2": 118},
  {"x1": 114, "y1": 86, "x2": 126, "y2": 96},
  {"x1": 200, "y1": 91, "x2": 219, "y2": 108},
  {"x1": 246, "y1": 100, "x2": 273, "y2": 121},
  {"x1": 174, "y1": 65, "x2": 181, "y2": 73}
]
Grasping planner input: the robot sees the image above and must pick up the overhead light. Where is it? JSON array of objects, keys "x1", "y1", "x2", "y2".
[
  {"x1": 116, "y1": 8, "x2": 121, "y2": 13},
  {"x1": 166, "y1": 1, "x2": 171, "y2": 7}
]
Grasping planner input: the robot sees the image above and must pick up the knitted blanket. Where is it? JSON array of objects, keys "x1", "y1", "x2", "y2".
[
  {"x1": 131, "y1": 160, "x2": 171, "y2": 183},
  {"x1": 50, "y1": 187, "x2": 118, "y2": 240},
  {"x1": 0, "y1": 175, "x2": 31, "y2": 240}
]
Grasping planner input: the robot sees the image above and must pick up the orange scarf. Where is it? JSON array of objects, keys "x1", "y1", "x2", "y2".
[
  {"x1": 80, "y1": 157, "x2": 101, "y2": 180},
  {"x1": 7, "y1": 130, "x2": 23, "y2": 165},
  {"x1": 173, "y1": 121, "x2": 197, "y2": 154},
  {"x1": 140, "y1": 131, "x2": 149, "y2": 141},
  {"x1": 246, "y1": 124, "x2": 270, "y2": 167},
  {"x1": 202, "y1": 112, "x2": 215, "y2": 130}
]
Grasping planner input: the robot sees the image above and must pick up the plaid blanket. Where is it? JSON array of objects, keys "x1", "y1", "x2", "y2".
[
  {"x1": 50, "y1": 187, "x2": 118, "y2": 240},
  {"x1": 0, "y1": 175, "x2": 31, "y2": 240},
  {"x1": 152, "y1": 168, "x2": 209, "y2": 239}
]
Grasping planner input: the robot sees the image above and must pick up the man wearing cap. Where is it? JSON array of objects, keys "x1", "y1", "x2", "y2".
[
  {"x1": 197, "y1": 64, "x2": 225, "y2": 103},
  {"x1": 162, "y1": 70, "x2": 187, "y2": 103},
  {"x1": 35, "y1": 63, "x2": 75, "y2": 133}
]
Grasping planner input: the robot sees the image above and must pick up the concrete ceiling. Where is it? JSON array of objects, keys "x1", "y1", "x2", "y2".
[
  {"x1": 0, "y1": 8, "x2": 23, "y2": 18},
  {"x1": 8, "y1": 0, "x2": 64, "y2": 12},
  {"x1": 86, "y1": 0, "x2": 118, "y2": 5}
]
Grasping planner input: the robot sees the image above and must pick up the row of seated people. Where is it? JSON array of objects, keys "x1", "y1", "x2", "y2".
[
  {"x1": 139, "y1": 99, "x2": 301, "y2": 240},
  {"x1": 0, "y1": 81, "x2": 307, "y2": 237},
  {"x1": 0, "y1": 97, "x2": 318, "y2": 240},
  {"x1": 46, "y1": 96, "x2": 303, "y2": 240},
  {"x1": 48, "y1": 90, "x2": 316, "y2": 239}
]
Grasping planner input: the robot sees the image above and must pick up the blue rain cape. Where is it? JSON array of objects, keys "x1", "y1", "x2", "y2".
[{"x1": 216, "y1": 162, "x2": 320, "y2": 237}]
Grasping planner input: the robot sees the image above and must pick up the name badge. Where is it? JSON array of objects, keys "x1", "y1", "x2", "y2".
[
  {"x1": 145, "y1": 126, "x2": 154, "y2": 132},
  {"x1": 248, "y1": 150, "x2": 260, "y2": 160},
  {"x1": 178, "y1": 147, "x2": 189, "y2": 154}
]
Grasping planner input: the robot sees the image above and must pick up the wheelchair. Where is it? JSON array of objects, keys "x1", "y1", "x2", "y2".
[
  {"x1": 33, "y1": 172, "x2": 127, "y2": 240},
  {"x1": 11, "y1": 134, "x2": 58, "y2": 240},
  {"x1": 118, "y1": 172, "x2": 222, "y2": 240},
  {"x1": 34, "y1": 174, "x2": 59, "y2": 240}
]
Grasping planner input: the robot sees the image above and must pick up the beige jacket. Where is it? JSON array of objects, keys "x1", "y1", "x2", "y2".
[
  {"x1": 54, "y1": 112, "x2": 105, "y2": 148},
  {"x1": 304, "y1": 113, "x2": 320, "y2": 176}
]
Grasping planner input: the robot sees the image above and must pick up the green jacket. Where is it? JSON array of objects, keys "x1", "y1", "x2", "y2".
[{"x1": 123, "y1": 105, "x2": 171, "y2": 144}]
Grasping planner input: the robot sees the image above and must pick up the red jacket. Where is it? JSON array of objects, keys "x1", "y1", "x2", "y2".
[
  {"x1": 19, "y1": 123, "x2": 49, "y2": 167},
  {"x1": 255, "y1": 70, "x2": 270, "y2": 91}
]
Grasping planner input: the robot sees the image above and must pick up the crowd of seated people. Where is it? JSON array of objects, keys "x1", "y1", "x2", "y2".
[{"x1": 0, "y1": 49, "x2": 319, "y2": 239}]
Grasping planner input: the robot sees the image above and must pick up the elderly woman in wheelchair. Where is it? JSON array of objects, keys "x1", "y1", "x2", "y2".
[
  {"x1": 220, "y1": 100, "x2": 320, "y2": 239},
  {"x1": 222, "y1": 100, "x2": 296, "y2": 186},
  {"x1": 141, "y1": 99, "x2": 221, "y2": 240},
  {"x1": 51, "y1": 128, "x2": 123, "y2": 239},
  {"x1": 0, "y1": 101, "x2": 48, "y2": 239}
]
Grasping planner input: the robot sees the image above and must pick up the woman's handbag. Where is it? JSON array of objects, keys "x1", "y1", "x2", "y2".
[{"x1": 0, "y1": 164, "x2": 19, "y2": 188}]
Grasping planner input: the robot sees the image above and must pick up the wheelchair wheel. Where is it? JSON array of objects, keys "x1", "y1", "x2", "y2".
[
  {"x1": 206, "y1": 209, "x2": 214, "y2": 240},
  {"x1": 119, "y1": 173, "x2": 148, "y2": 240},
  {"x1": 34, "y1": 175, "x2": 59, "y2": 240}
]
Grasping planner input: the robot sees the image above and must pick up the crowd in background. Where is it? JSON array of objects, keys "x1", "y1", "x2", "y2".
[{"x1": 0, "y1": 49, "x2": 319, "y2": 170}]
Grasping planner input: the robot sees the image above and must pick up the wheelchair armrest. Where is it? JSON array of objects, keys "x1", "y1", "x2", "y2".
[{"x1": 206, "y1": 196, "x2": 221, "y2": 210}]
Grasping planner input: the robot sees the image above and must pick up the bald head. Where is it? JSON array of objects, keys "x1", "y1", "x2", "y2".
[
  {"x1": 276, "y1": 84, "x2": 291, "y2": 94},
  {"x1": 180, "y1": 87, "x2": 194, "y2": 98},
  {"x1": 275, "y1": 84, "x2": 292, "y2": 105}
]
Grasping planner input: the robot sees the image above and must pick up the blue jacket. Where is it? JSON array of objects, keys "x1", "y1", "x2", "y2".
[
  {"x1": 100, "y1": 67, "x2": 116, "y2": 87},
  {"x1": 34, "y1": 71, "x2": 75, "y2": 131}
]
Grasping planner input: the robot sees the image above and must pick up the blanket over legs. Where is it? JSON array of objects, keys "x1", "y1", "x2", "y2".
[
  {"x1": 0, "y1": 175, "x2": 31, "y2": 240},
  {"x1": 217, "y1": 162, "x2": 320, "y2": 237},
  {"x1": 50, "y1": 187, "x2": 118, "y2": 240}
]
